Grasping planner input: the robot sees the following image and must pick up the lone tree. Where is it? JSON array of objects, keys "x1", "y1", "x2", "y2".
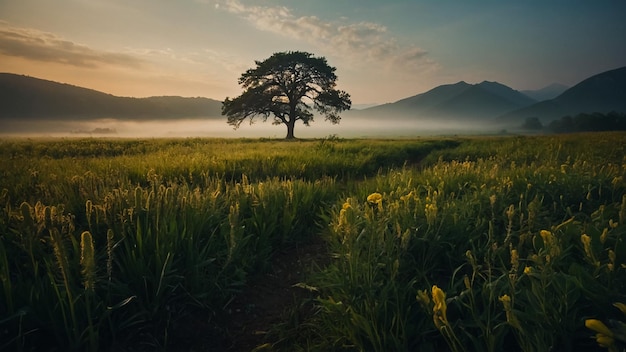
[{"x1": 222, "y1": 51, "x2": 351, "y2": 139}]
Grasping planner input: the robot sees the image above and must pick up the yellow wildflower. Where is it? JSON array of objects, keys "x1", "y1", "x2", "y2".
[
  {"x1": 585, "y1": 319, "x2": 614, "y2": 337},
  {"x1": 431, "y1": 285, "x2": 448, "y2": 330},
  {"x1": 367, "y1": 192, "x2": 382, "y2": 204},
  {"x1": 510, "y1": 248, "x2": 519, "y2": 272},
  {"x1": 595, "y1": 333, "x2": 615, "y2": 348},
  {"x1": 581, "y1": 233, "x2": 591, "y2": 246},
  {"x1": 540, "y1": 230, "x2": 553, "y2": 246},
  {"x1": 524, "y1": 266, "x2": 533, "y2": 275},
  {"x1": 499, "y1": 294, "x2": 521, "y2": 330},
  {"x1": 608, "y1": 250, "x2": 616, "y2": 272},
  {"x1": 540, "y1": 229, "x2": 560, "y2": 258},
  {"x1": 600, "y1": 228, "x2": 609, "y2": 244},
  {"x1": 506, "y1": 204, "x2": 515, "y2": 220},
  {"x1": 425, "y1": 203, "x2": 438, "y2": 226},
  {"x1": 367, "y1": 192, "x2": 383, "y2": 211},
  {"x1": 581, "y1": 234, "x2": 597, "y2": 265},
  {"x1": 337, "y1": 200, "x2": 354, "y2": 231},
  {"x1": 338, "y1": 209, "x2": 348, "y2": 227},
  {"x1": 465, "y1": 250, "x2": 474, "y2": 261}
]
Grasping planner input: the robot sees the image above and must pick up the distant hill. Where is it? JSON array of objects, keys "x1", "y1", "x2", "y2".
[
  {"x1": 0, "y1": 73, "x2": 223, "y2": 120},
  {"x1": 501, "y1": 66, "x2": 626, "y2": 123},
  {"x1": 521, "y1": 83, "x2": 569, "y2": 101},
  {"x1": 354, "y1": 80, "x2": 536, "y2": 121}
]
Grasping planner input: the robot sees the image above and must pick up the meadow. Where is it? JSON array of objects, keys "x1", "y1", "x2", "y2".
[{"x1": 0, "y1": 133, "x2": 625, "y2": 351}]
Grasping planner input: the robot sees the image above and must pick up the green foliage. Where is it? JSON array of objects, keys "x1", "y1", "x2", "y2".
[
  {"x1": 0, "y1": 136, "x2": 451, "y2": 350},
  {"x1": 548, "y1": 111, "x2": 626, "y2": 133},
  {"x1": 1, "y1": 133, "x2": 625, "y2": 351},
  {"x1": 299, "y1": 132, "x2": 626, "y2": 351},
  {"x1": 521, "y1": 117, "x2": 543, "y2": 130},
  {"x1": 222, "y1": 51, "x2": 351, "y2": 139}
]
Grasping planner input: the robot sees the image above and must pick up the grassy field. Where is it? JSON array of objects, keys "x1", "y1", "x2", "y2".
[{"x1": 0, "y1": 133, "x2": 625, "y2": 351}]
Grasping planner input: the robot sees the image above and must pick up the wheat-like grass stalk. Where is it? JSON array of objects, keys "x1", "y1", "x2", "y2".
[
  {"x1": 49, "y1": 227, "x2": 70, "y2": 289},
  {"x1": 0, "y1": 240, "x2": 13, "y2": 314},
  {"x1": 106, "y1": 229, "x2": 114, "y2": 282},
  {"x1": 49, "y1": 226, "x2": 79, "y2": 344},
  {"x1": 80, "y1": 231, "x2": 96, "y2": 291}
]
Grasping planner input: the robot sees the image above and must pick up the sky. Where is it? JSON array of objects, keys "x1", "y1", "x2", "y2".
[{"x1": 1, "y1": 0, "x2": 625, "y2": 105}]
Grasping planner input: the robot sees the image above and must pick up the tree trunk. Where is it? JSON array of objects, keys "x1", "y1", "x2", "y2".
[{"x1": 285, "y1": 120, "x2": 295, "y2": 139}]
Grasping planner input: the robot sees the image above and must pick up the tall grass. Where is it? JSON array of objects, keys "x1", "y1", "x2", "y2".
[
  {"x1": 297, "y1": 133, "x2": 626, "y2": 351},
  {"x1": 1, "y1": 133, "x2": 625, "y2": 351},
  {"x1": 0, "y1": 136, "x2": 455, "y2": 350}
]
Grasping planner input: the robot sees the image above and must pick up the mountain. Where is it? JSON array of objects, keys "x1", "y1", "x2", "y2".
[
  {"x1": 352, "y1": 103, "x2": 380, "y2": 110},
  {"x1": 355, "y1": 80, "x2": 536, "y2": 121},
  {"x1": 0, "y1": 73, "x2": 223, "y2": 120},
  {"x1": 501, "y1": 66, "x2": 626, "y2": 122},
  {"x1": 521, "y1": 83, "x2": 569, "y2": 101}
]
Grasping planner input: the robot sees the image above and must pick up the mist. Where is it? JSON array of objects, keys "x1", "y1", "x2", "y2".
[{"x1": 0, "y1": 117, "x2": 505, "y2": 139}]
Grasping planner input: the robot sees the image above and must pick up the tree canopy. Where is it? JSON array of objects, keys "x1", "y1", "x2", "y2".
[
  {"x1": 547, "y1": 111, "x2": 626, "y2": 133},
  {"x1": 222, "y1": 51, "x2": 351, "y2": 139}
]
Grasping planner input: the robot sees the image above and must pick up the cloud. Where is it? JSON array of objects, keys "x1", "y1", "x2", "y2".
[
  {"x1": 215, "y1": 0, "x2": 436, "y2": 72},
  {"x1": 0, "y1": 21, "x2": 145, "y2": 69}
]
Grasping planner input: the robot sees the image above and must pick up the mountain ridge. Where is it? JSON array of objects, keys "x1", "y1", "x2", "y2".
[
  {"x1": 500, "y1": 66, "x2": 626, "y2": 122},
  {"x1": 0, "y1": 73, "x2": 223, "y2": 120},
  {"x1": 521, "y1": 83, "x2": 569, "y2": 101},
  {"x1": 353, "y1": 80, "x2": 536, "y2": 121}
]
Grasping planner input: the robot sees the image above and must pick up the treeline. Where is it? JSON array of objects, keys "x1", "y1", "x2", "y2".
[{"x1": 522, "y1": 111, "x2": 626, "y2": 133}]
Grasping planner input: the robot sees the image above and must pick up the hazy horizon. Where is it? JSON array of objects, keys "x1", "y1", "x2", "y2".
[{"x1": 0, "y1": 116, "x2": 510, "y2": 139}]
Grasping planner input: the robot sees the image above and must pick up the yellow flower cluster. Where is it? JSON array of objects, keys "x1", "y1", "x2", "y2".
[
  {"x1": 510, "y1": 248, "x2": 519, "y2": 272},
  {"x1": 425, "y1": 203, "x2": 438, "y2": 226},
  {"x1": 585, "y1": 301, "x2": 626, "y2": 351},
  {"x1": 608, "y1": 249, "x2": 616, "y2": 272},
  {"x1": 523, "y1": 266, "x2": 533, "y2": 275},
  {"x1": 367, "y1": 192, "x2": 383, "y2": 211},
  {"x1": 600, "y1": 228, "x2": 609, "y2": 244},
  {"x1": 540, "y1": 230, "x2": 560, "y2": 261},
  {"x1": 416, "y1": 285, "x2": 450, "y2": 331},
  {"x1": 416, "y1": 285, "x2": 467, "y2": 351},
  {"x1": 338, "y1": 200, "x2": 352, "y2": 227},
  {"x1": 585, "y1": 319, "x2": 616, "y2": 350},
  {"x1": 498, "y1": 294, "x2": 521, "y2": 330},
  {"x1": 367, "y1": 192, "x2": 382, "y2": 204},
  {"x1": 431, "y1": 285, "x2": 448, "y2": 330},
  {"x1": 581, "y1": 233, "x2": 600, "y2": 267}
]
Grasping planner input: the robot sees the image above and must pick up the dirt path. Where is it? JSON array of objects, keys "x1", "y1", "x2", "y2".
[{"x1": 225, "y1": 237, "x2": 329, "y2": 351}]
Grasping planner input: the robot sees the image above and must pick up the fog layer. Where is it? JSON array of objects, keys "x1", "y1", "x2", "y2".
[{"x1": 0, "y1": 117, "x2": 505, "y2": 138}]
